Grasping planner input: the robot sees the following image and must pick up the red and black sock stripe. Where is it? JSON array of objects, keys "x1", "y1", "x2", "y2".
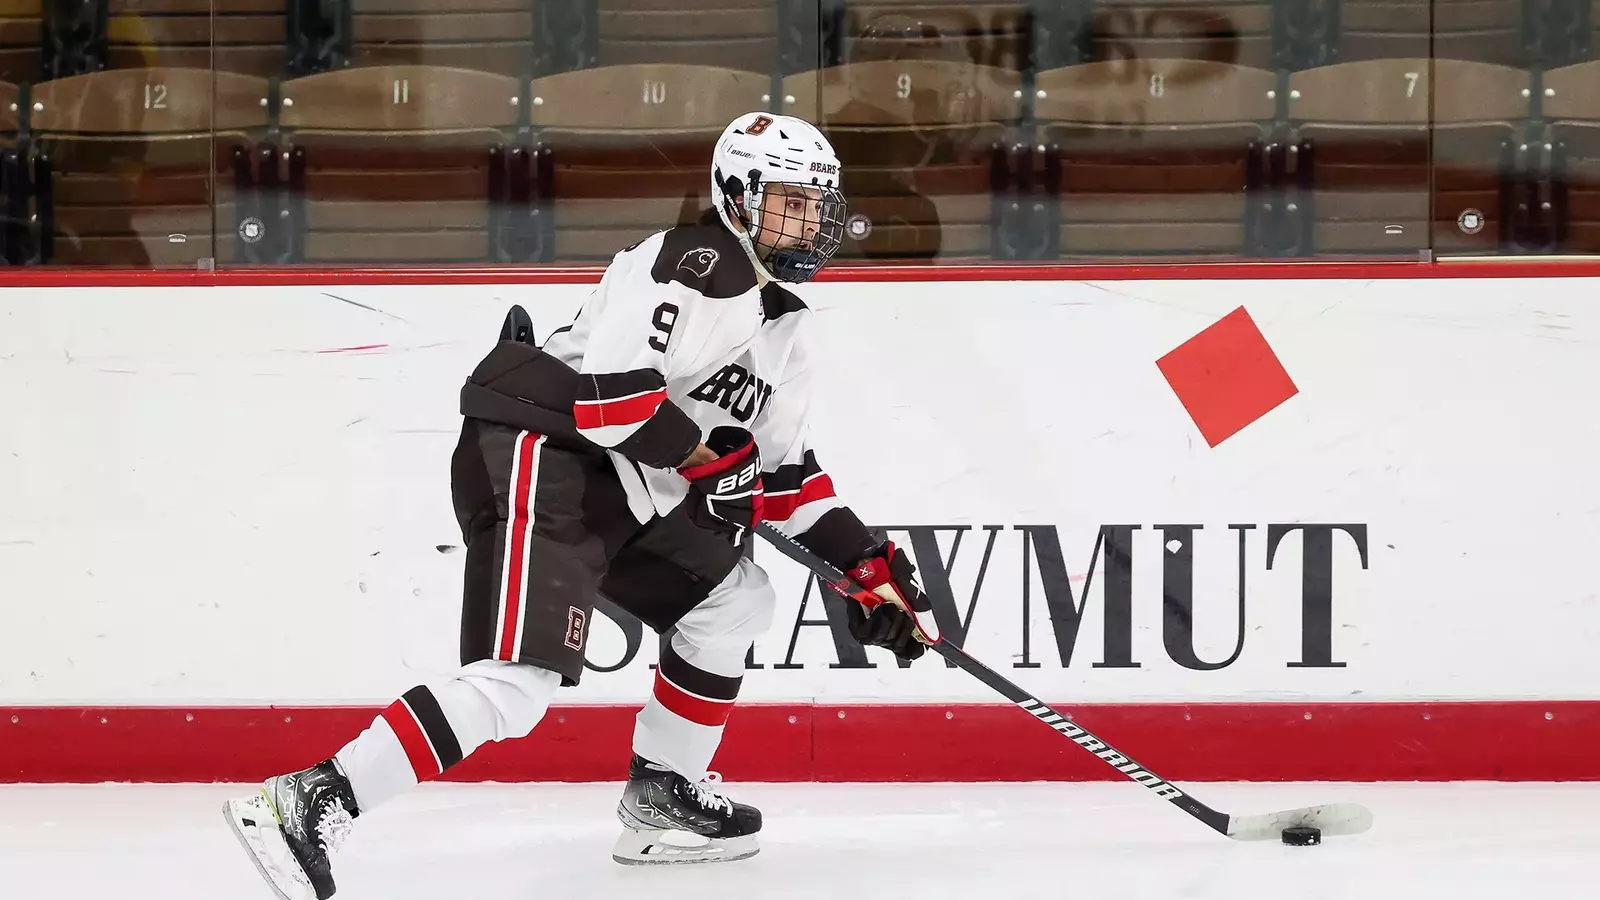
[
  {"x1": 381, "y1": 685, "x2": 465, "y2": 781},
  {"x1": 651, "y1": 643, "x2": 743, "y2": 728}
]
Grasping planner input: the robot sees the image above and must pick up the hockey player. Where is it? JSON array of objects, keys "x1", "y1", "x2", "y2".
[{"x1": 224, "y1": 112, "x2": 941, "y2": 900}]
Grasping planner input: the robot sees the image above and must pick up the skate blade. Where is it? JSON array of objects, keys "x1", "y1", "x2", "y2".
[
  {"x1": 223, "y1": 794, "x2": 317, "y2": 900},
  {"x1": 611, "y1": 827, "x2": 760, "y2": 866}
]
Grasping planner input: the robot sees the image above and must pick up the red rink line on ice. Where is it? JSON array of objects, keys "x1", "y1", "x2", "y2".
[
  {"x1": 3, "y1": 258, "x2": 1600, "y2": 286},
  {"x1": 3, "y1": 701, "x2": 1598, "y2": 783}
]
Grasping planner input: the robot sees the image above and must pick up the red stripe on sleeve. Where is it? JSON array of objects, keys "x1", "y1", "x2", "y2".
[
  {"x1": 652, "y1": 670, "x2": 736, "y2": 727},
  {"x1": 573, "y1": 389, "x2": 667, "y2": 430},
  {"x1": 381, "y1": 700, "x2": 442, "y2": 780},
  {"x1": 763, "y1": 473, "x2": 836, "y2": 523}
]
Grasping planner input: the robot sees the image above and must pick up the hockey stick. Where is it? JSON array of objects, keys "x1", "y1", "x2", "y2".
[{"x1": 755, "y1": 522, "x2": 1374, "y2": 842}]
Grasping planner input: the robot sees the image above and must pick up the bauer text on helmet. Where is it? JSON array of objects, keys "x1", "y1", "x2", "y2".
[{"x1": 711, "y1": 112, "x2": 847, "y2": 284}]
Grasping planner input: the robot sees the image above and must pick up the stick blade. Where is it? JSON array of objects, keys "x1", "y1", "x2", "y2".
[{"x1": 1226, "y1": 802, "x2": 1374, "y2": 841}]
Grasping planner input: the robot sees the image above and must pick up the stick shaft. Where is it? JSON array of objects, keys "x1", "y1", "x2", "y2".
[{"x1": 754, "y1": 522, "x2": 1231, "y2": 836}]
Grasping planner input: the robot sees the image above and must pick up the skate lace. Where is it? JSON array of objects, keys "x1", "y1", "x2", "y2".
[
  {"x1": 686, "y1": 771, "x2": 733, "y2": 815},
  {"x1": 316, "y1": 798, "x2": 355, "y2": 855}
]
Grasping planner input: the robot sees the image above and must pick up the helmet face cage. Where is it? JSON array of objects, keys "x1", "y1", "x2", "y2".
[{"x1": 744, "y1": 176, "x2": 847, "y2": 284}]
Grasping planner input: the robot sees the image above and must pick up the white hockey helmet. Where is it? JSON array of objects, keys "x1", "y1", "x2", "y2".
[{"x1": 711, "y1": 112, "x2": 847, "y2": 284}]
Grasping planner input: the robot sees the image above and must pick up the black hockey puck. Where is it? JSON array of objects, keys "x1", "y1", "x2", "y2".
[{"x1": 1281, "y1": 826, "x2": 1322, "y2": 846}]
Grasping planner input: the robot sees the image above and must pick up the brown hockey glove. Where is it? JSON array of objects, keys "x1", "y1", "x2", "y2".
[{"x1": 843, "y1": 541, "x2": 941, "y2": 662}]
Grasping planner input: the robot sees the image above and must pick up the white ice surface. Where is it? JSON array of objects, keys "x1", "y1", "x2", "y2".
[{"x1": 0, "y1": 781, "x2": 1586, "y2": 899}]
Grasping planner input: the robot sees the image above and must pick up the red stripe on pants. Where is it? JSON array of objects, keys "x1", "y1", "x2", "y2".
[
  {"x1": 497, "y1": 432, "x2": 543, "y2": 661},
  {"x1": 380, "y1": 699, "x2": 440, "y2": 780},
  {"x1": 652, "y1": 670, "x2": 735, "y2": 727}
]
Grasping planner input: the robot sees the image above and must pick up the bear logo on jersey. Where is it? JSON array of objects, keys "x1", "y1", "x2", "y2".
[{"x1": 678, "y1": 248, "x2": 719, "y2": 278}]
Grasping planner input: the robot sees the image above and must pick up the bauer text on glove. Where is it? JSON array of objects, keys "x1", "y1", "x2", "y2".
[{"x1": 678, "y1": 426, "x2": 765, "y2": 541}]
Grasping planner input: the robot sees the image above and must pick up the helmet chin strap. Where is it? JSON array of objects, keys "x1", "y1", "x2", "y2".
[{"x1": 717, "y1": 177, "x2": 778, "y2": 283}]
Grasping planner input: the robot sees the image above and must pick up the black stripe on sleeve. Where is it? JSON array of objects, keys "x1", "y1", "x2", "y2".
[
  {"x1": 660, "y1": 640, "x2": 743, "y2": 702},
  {"x1": 796, "y1": 507, "x2": 878, "y2": 571},
  {"x1": 576, "y1": 368, "x2": 666, "y2": 404},
  {"x1": 760, "y1": 284, "x2": 808, "y2": 322},
  {"x1": 401, "y1": 685, "x2": 465, "y2": 770},
  {"x1": 765, "y1": 450, "x2": 825, "y2": 494},
  {"x1": 611, "y1": 398, "x2": 701, "y2": 469}
]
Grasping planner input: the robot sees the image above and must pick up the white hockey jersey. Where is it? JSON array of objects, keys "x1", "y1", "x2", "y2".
[{"x1": 542, "y1": 213, "x2": 845, "y2": 538}]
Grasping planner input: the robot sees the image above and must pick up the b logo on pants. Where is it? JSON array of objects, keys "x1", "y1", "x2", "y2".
[{"x1": 564, "y1": 607, "x2": 587, "y2": 650}]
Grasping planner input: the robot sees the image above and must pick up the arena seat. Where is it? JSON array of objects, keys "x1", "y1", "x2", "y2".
[
  {"x1": 834, "y1": 1, "x2": 1030, "y2": 70},
  {"x1": 1543, "y1": 61, "x2": 1600, "y2": 252},
  {"x1": 1035, "y1": 59, "x2": 1275, "y2": 257},
  {"x1": 350, "y1": 0, "x2": 537, "y2": 77},
  {"x1": 1335, "y1": 0, "x2": 1524, "y2": 67},
  {"x1": 782, "y1": 58, "x2": 1020, "y2": 260},
  {"x1": 597, "y1": 0, "x2": 777, "y2": 75},
  {"x1": 107, "y1": 0, "x2": 286, "y2": 77},
  {"x1": 525, "y1": 62, "x2": 772, "y2": 261},
  {"x1": 0, "y1": 0, "x2": 40, "y2": 83},
  {"x1": 27, "y1": 66, "x2": 269, "y2": 265},
  {"x1": 1088, "y1": 0, "x2": 1274, "y2": 69},
  {"x1": 278, "y1": 64, "x2": 523, "y2": 262},
  {"x1": 1283, "y1": 58, "x2": 1529, "y2": 256}
]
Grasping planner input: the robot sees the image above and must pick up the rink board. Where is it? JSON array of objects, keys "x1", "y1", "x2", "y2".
[
  {"x1": 3, "y1": 266, "x2": 1599, "y2": 780},
  {"x1": 4, "y1": 700, "x2": 1599, "y2": 783}
]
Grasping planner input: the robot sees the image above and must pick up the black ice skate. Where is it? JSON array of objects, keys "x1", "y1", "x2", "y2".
[
  {"x1": 224, "y1": 758, "x2": 361, "y2": 900},
  {"x1": 613, "y1": 754, "x2": 761, "y2": 865}
]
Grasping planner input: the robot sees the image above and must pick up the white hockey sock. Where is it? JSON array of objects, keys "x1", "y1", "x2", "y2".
[
  {"x1": 335, "y1": 660, "x2": 560, "y2": 813},
  {"x1": 633, "y1": 558, "x2": 775, "y2": 781},
  {"x1": 632, "y1": 631, "x2": 746, "y2": 782}
]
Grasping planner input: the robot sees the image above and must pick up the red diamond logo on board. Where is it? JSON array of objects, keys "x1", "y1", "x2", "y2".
[{"x1": 1156, "y1": 306, "x2": 1298, "y2": 448}]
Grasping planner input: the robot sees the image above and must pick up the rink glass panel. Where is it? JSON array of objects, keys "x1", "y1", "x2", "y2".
[{"x1": 6, "y1": 0, "x2": 1585, "y2": 266}]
